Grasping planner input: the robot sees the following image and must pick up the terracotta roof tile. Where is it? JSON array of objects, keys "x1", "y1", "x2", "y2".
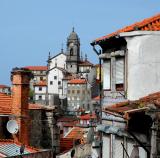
[
  {"x1": 0, "y1": 93, "x2": 49, "y2": 114},
  {"x1": 23, "y1": 66, "x2": 47, "y2": 71},
  {"x1": 104, "y1": 91, "x2": 160, "y2": 114},
  {"x1": 66, "y1": 127, "x2": 84, "y2": 140},
  {"x1": 79, "y1": 113, "x2": 96, "y2": 120},
  {"x1": 60, "y1": 138, "x2": 74, "y2": 153},
  {"x1": 0, "y1": 85, "x2": 10, "y2": 88},
  {"x1": 78, "y1": 60, "x2": 93, "y2": 66},
  {"x1": 34, "y1": 80, "x2": 47, "y2": 86},
  {"x1": 68, "y1": 79, "x2": 87, "y2": 84},
  {"x1": 93, "y1": 96, "x2": 100, "y2": 101},
  {"x1": 93, "y1": 13, "x2": 160, "y2": 44}
]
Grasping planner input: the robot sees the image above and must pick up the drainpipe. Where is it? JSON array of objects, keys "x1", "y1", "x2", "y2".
[{"x1": 92, "y1": 45, "x2": 103, "y2": 158}]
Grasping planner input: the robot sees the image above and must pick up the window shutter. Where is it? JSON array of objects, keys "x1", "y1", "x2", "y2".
[
  {"x1": 103, "y1": 61, "x2": 110, "y2": 89},
  {"x1": 116, "y1": 58, "x2": 124, "y2": 84}
]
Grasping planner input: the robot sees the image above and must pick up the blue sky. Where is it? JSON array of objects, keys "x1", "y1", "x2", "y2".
[{"x1": 0, "y1": 0, "x2": 160, "y2": 85}]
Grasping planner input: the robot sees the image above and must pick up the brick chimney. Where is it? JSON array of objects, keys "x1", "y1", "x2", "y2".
[{"x1": 11, "y1": 68, "x2": 32, "y2": 145}]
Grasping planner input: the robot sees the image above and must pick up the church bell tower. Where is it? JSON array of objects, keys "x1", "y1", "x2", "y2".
[{"x1": 66, "y1": 28, "x2": 80, "y2": 74}]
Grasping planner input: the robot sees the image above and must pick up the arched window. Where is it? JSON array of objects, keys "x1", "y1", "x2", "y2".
[{"x1": 70, "y1": 48, "x2": 73, "y2": 56}]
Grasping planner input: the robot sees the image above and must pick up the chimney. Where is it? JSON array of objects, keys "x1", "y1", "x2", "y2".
[{"x1": 11, "y1": 68, "x2": 32, "y2": 145}]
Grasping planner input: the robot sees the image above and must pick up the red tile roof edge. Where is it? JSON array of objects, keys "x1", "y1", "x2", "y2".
[
  {"x1": 0, "y1": 85, "x2": 10, "y2": 88},
  {"x1": 92, "y1": 13, "x2": 160, "y2": 44},
  {"x1": 68, "y1": 79, "x2": 87, "y2": 84},
  {"x1": 23, "y1": 66, "x2": 47, "y2": 71}
]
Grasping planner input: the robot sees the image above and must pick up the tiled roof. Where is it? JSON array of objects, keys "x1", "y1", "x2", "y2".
[
  {"x1": 0, "y1": 93, "x2": 51, "y2": 114},
  {"x1": 57, "y1": 117, "x2": 77, "y2": 122},
  {"x1": 0, "y1": 85, "x2": 9, "y2": 88},
  {"x1": 92, "y1": 96, "x2": 100, "y2": 101},
  {"x1": 93, "y1": 13, "x2": 160, "y2": 44},
  {"x1": 23, "y1": 66, "x2": 47, "y2": 71},
  {"x1": 104, "y1": 91, "x2": 160, "y2": 115},
  {"x1": 34, "y1": 80, "x2": 47, "y2": 86},
  {"x1": 66, "y1": 127, "x2": 84, "y2": 140},
  {"x1": 78, "y1": 60, "x2": 93, "y2": 66},
  {"x1": 79, "y1": 113, "x2": 96, "y2": 120},
  {"x1": 60, "y1": 138, "x2": 74, "y2": 153},
  {"x1": 0, "y1": 93, "x2": 12, "y2": 115},
  {"x1": 68, "y1": 79, "x2": 87, "y2": 84},
  {"x1": 0, "y1": 139, "x2": 38, "y2": 157}
]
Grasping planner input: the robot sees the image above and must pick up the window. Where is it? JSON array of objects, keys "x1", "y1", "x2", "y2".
[
  {"x1": 72, "y1": 90, "x2": 75, "y2": 94},
  {"x1": 40, "y1": 71, "x2": 43, "y2": 74},
  {"x1": 115, "y1": 57, "x2": 124, "y2": 90},
  {"x1": 58, "y1": 81, "x2": 61, "y2": 85},
  {"x1": 103, "y1": 60, "x2": 111, "y2": 90},
  {"x1": 39, "y1": 87, "x2": 42, "y2": 91},
  {"x1": 68, "y1": 90, "x2": 70, "y2": 94},
  {"x1": 54, "y1": 76, "x2": 57, "y2": 80},
  {"x1": 50, "y1": 81, "x2": 53, "y2": 85},
  {"x1": 70, "y1": 48, "x2": 73, "y2": 56},
  {"x1": 67, "y1": 97, "x2": 70, "y2": 101},
  {"x1": 77, "y1": 90, "x2": 80, "y2": 94},
  {"x1": 39, "y1": 95, "x2": 42, "y2": 100},
  {"x1": 40, "y1": 77, "x2": 43, "y2": 81}
]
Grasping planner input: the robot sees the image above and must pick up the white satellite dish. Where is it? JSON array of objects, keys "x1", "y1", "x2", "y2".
[{"x1": 6, "y1": 120, "x2": 19, "y2": 134}]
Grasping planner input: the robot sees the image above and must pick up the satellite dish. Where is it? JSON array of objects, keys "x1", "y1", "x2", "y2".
[{"x1": 6, "y1": 120, "x2": 19, "y2": 134}]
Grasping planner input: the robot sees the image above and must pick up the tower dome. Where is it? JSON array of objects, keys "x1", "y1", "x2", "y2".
[{"x1": 68, "y1": 27, "x2": 79, "y2": 40}]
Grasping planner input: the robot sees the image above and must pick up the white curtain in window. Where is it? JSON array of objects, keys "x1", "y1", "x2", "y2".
[{"x1": 116, "y1": 58, "x2": 124, "y2": 84}]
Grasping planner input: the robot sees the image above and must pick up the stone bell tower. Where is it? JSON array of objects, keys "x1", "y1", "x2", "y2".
[{"x1": 66, "y1": 27, "x2": 80, "y2": 74}]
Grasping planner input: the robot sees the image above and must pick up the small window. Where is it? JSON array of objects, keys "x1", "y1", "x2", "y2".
[
  {"x1": 68, "y1": 97, "x2": 70, "y2": 101},
  {"x1": 116, "y1": 83, "x2": 124, "y2": 91},
  {"x1": 70, "y1": 65, "x2": 72, "y2": 68},
  {"x1": 39, "y1": 95, "x2": 42, "y2": 100},
  {"x1": 50, "y1": 81, "x2": 53, "y2": 85},
  {"x1": 58, "y1": 81, "x2": 61, "y2": 85},
  {"x1": 70, "y1": 48, "x2": 73, "y2": 56},
  {"x1": 39, "y1": 87, "x2": 42, "y2": 91},
  {"x1": 72, "y1": 90, "x2": 75, "y2": 94},
  {"x1": 54, "y1": 76, "x2": 57, "y2": 80},
  {"x1": 77, "y1": 90, "x2": 80, "y2": 94},
  {"x1": 68, "y1": 90, "x2": 70, "y2": 94},
  {"x1": 40, "y1": 77, "x2": 43, "y2": 81},
  {"x1": 40, "y1": 71, "x2": 43, "y2": 74}
]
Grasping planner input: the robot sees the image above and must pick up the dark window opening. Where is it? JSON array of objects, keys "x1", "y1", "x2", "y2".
[
  {"x1": 39, "y1": 95, "x2": 42, "y2": 100},
  {"x1": 39, "y1": 87, "x2": 42, "y2": 91},
  {"x1": 40, "y1": 77, "x2": 43, "y2": 81},
  {"x1": 54, "y1": 76, "x2": 57, "y2": 80},
  {"x1": 116, "y1": 83, "x2": 124, "y2": 91},
  {"x1": 70, "y1": 48, "x2": 73, "y2": 56},
  {"x1": 50, "y1": 81, "x2": 53, "y2": 85},
  {"x1": 58, "y1": 81, "x2": 61, "y2": 85}
]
